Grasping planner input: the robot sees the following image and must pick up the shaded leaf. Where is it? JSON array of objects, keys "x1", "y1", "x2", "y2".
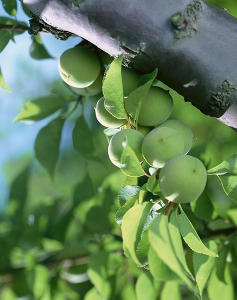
[
  {"x1": 27, "y1": 265, "x2": 50, "y2": 299},
  {"x1": 73, "y1": 173, "x2": 95, "y2": 205},
  {"x1": 103, "y1": 55, "x2": 127, "y2": 119},
  {"x1": 120, "y1": 140, "x2": 146, "y2": 177},
  {"x1": 178, "y1": 206, "x2": 218, "y2": 257},
  {"x1": 118, "y1": 185, "x2": 140, "y2": 207},
  {"x1": 149, "y1": 214, "x2": 193, "y2": 288},
  {"x1": 147, "y1": 172, "x2": 161, "y2": 195},
  {"x1": 115, "y1": 193, "x2": 138, "y2": 226},
  {"x1": 87, "y1": 251, "x2": 111, "y2": 299},
  {"x1": 0, "y1": 30, "x2": 10, "y2": 52},
  {"x1": 193, "y1": 240, "x2": 218, "y2": 298},
  {"x1": 34, "y1": 117, "x2": 65, "y2": 177},
  {"x1": 30, "y1": 34, "x2": 54, "y2": 60},
  {"x1": 72, "y1": 116, "x2": 101, "y2": 163},
  {"x1": 135, "y1": 272, "x2": 161, "y2": 300},
  {"x1": 14, "y1": 95, "x2": 66, "y2": 122},
  {"x1": 21, "y1": 2, "x2": 32, "y2": 17},
  {"x1": 1, "y1": 0, "x2": 17, "y2": 16},
  {"x1": 208, "y1": 155, "x2": 237, "y2": 203},
  {"x1": 125, "y1": 69, "x2": 158, "y2": 126}
]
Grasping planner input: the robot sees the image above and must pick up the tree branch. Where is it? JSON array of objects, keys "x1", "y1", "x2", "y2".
[
  {"x1": 19, "y1": 0, "x2": 237, "y2": 130},
  {"x1": 0, "y1": 23, "x2": 30, "y2": 31}
]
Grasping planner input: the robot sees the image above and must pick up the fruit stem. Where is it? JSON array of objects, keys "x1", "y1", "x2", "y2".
[
  {"x1": 166, "y1": 202, "x2": 175, "y2": 217},
  {"x1": 63, "y1": 95, "x2": 82, "y2": 118},
  {"x1": 126, "y1": 117, "x2": 136, "y2": 129},
  {"x1": 155, "y1": 197, "x2": 166, "y2": 204}
]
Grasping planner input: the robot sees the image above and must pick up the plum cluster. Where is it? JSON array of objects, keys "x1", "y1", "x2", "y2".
[
  {"x1": 95, "y1": 71, "x2": 207, "y2": 204},
  {"x1": 58, "y1": 46, "x2": 207, "y2": 204}
]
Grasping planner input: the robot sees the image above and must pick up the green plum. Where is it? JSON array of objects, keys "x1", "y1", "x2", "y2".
[
  {"x1": 95, "y1": 97, "x2": 127, "y2": 128},
  {"x1": 142, "y1": 127, "x2": 184, "y2": 168},
  {"x1": 159, "y1": 155, "x2": 207, "y2": 203},
  {"x1": 122, "y1": 66, "x2": 141, "y2": 97},
  {"x1": 58, "y1": 46, "x2": 100, "y2": 88},
  {"x1": 108, "y1": 129, "x2": 144, "y2": 167},
  {"x1": 138, "y1": 86, "x2": 173, "y2": 127},
  {"x1": 70, "y1": 73, "x2": 102, "y2": 96},
  {"x1": 157, "y1": 119, "x2": 193, "y2": 154}
]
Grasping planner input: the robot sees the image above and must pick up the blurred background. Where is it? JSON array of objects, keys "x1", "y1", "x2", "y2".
[{"x1": 0, "y1": 1, "x2": 237, "y2": 299}]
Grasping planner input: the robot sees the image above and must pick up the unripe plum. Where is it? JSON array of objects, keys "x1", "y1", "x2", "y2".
[
  {"x1": 70, "y1": 73, "x2": 102, "y2": 96},
  {"x1": 157, "y1": 119, "x2": 193, "y2": 154},
  {"x1": 138, "y1": 87, "x2": 173, "y2": 127},
  {"x1": 58, "y1": 46, "x2": 100, "y2": 88},
  {"x1": 95, "y1": 97, "x2": 127, "y2": 128},
  {"x1": 142, "y1": 127, "x2": 184, "y2": 168},
  {"x1": 108, "y1": 129, "x2": 144, "y2": 167},
  {"x1": 122, "y1": 66, "x2": 141, "y2": 97},
  {"x1": 159, "y1": 155, "x2": 207, "y2": 203}
]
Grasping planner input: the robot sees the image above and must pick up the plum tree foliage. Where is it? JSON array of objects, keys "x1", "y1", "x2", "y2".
[{"x1": 1, "y1": 1, "x2": 237, "y2": 300}]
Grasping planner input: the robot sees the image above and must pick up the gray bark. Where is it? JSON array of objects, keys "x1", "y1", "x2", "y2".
[{"x1": 20, "y1": 0, "x2": 237, "y2": 130}]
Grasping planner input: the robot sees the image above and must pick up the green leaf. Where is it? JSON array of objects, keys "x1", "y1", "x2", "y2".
[
  {"x1": 115, "y1": 193, "x2": 138, "y2": 225},
  {"x1": 84, "y1": 287, "x2": 103, "y2": 300},
  {"x1": 73, "y1": 173, "x2": 95, "y2": 205},
  {"x1": 72, "y1": 116, "x2": 101, "y2": 163},
  {"x1": 146, "y1": 172, "x2": 161, "y2": 195},
  {"x1": 0, "y1": 66, "x2": 12, "y2": 92},
  {"x1": 169, "y1": 210, "x2": 194, "y2": 280},
  {"x1": 122, "y1": 175, "x2": 138, "y2": 187},
  {"x1": 21, "y1": 2, "x2": 32, "y2": 17},
  {"x1": 148, "y1": 247, "x2": 181, "y2": 281},
  {"x1": 135, "y1": 272, "x2": 161, "y2": 300},
  {"x1": 120, "y1": 139, "x2": 146, "y2": 177},
  {"x1": 121, "y1": 202, "x2": 153, "y2": 265},
  {"x1": 208, "y1": 155, "x2": 237, "y2": 203},
  {"x1": 215, "y1": 244, "x2": 229, "y2": 283},
  {"x1": 14, "y1": 95, "x2": 67, "y2": 122},
  {"x1": 27, "y1": 265, "x2": 50, "y2": 299},
  {"x1": 87, "y1": 251, "x2": 111, "y2": 299},
  {"x1": 135, "y1": 225, "x2": 150, "y2": 267},
  {"x1": 103, "y1": 127, "x2": 120, "y2": 143},
  {"x1": 190, "y1": 187, "x2": 218, "y2": 221},
  {"x1": 102, "y1": 55, "x2": 127, "y2": 119},
  {"x1": 178, "y1": 206, "x2": 218, "y2": 257},
  {"x1": 160, "y1": 282, "x2": 181, "y2": 300},
  {"x1": 34, "y1": 117, "x2": 65, "y2": 177},
  {"x1": 118, "y1": 185, "x2": 141, "y2": 207},
  {"x1": 1, "y1": 0, "x2": 17, "y2": 16},
  {"x1": 207, "y1": 263, "x2": 234, "y2": 300},
  {"x1": 0, "y1": 30, "x2": 11, "y2": 52},
  {"x1": 125, "y1": 69, "x2": 158, "y2": 126},
  {"x1": 30, "y1": 35, "x2": 54, "y2": 60},
  {"x1": 138, "y1": 183, "x2": 148, "y2": 204},
  {"x1": 193, "y1": 240, "x2": 218, "y2": 298},
  {"x1": 148, "y1": 214, "x2": 193, "y2": 288}
]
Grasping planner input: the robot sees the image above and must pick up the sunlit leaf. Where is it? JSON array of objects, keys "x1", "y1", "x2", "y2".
[
  {"x1": 0, "y1": 66, "x2": 12, "y2": 92},
  {"x1": 135, "y1": 272, "x2": 161, "y2": 300},
  {"x1": 34, "y1": 117, "x2": 65, "y2": 177},
  {"x1": 118, "y1": 185, "x2": 140, "y2": 207},
  {"x1": 160, "y1": 282, "x2": 181, "y2": 300},
  {"x1": 178, "y1": 206, "x2": 218, "y2": 257},
  {"x1": 115, "y1": 193, "x2": 138, "y2": 225},
  {"x1": 103, "y1": 55, "x2": 127, "y2": 119},
  {"x1": 27, "y1": 265, "x2": 50, "y2": 299},
  {"x1": 149, "y1": 214, "x2": 193, "y2": 288},
  {"x1": 208, "y1": 155, "x2": 237, "y2": 203},
  {"x1": 14, "y1": 95, "x2": 67, "y2": 122}
]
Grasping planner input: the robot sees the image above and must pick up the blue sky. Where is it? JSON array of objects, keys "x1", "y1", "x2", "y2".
[{"x1": 0, "y1": 4, "x2": 81, "y2": 207}]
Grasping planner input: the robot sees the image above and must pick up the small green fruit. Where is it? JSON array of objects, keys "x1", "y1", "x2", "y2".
[
  {"x1": 95, "y1": 97, "x2": 127, "y2": 128},
  {"x1": 159, "y1": 155, "x2": 207, "y2": 203},
  {"x1": 157, "y1": 119, "x2": 193, "y2": 154},
  {"x1": 70, "y1": 73, "x2": 102, "y2": 96},
  {"x1": 122, "y1": 66, "x2": 141, "y2": 97},
  {"x1": 108, "y1": 129, "x2": 144, "y2": 167},
  {"x1": 142, "y1": 127, "x2": 184, "y2": 168},
  {"x1": 58, "y1": 46, "x2": 100, "y2": 88},
  {"x1": 138, "y1": 87, "x2": 173, "y2": 127}
]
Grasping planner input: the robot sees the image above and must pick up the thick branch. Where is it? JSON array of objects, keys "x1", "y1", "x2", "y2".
[{"x1": 20, "y1": 0, "x2": 237, "y2": 130}]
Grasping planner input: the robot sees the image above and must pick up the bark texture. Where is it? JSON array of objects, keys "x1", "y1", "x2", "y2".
[{"x1": 20, "y1": 0, "x2": 237, "y2": 130}]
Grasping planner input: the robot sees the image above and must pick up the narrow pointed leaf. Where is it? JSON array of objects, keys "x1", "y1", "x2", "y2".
[
  {"x1": 0, "y1": 67, "x2": 12, "y2": 92},
  {"x1": 34, "y1": 117, "x2": 65, "y2": 177},
  {"x1": 149, "y1": 214, "x2": 193, "y2": 288},
  {"x1": 135, "y1": 225, "x2": 150, "y2": 267},
  {"x1": 0, "y1": 30, "x2": 10, "y2": 52},
  {"x1": 169, "y1": 210, "x2": 194, "y2": 280},
  {"x1": 14, "y1": 95, "x2": 66, "y2": 122},
  {"x1": 148, "y1": 247, "x2": 180, "y2": 281},
  {"x1": 178, "y1": 206, "x2": 218, "y2": 257},
  {"x1": 30, "y1": 35, "x2": 54, "y2": 60},
  {"x1": 103, "y1": 55, "x2": 127, "y2": 119},
  {"x1": 125, "y1": 69, "x2": 157, "y2": 124},
  {"x1": 193, "y1": 240, "x2": 218, "y2": 298},
  {"x1": 1, "y1": 0, "x2": 17, "y2": 16},
  {"x1": 121, "y1": 202, "x2": 153, "y2": 264},
  {"x1": 120, "y1": 141, "x2": 146, "y2": 177},
  {"x1": 208, "y1": 155, "x2": 237, "y2": 203},
  {"x1": 72, "y1": 116, "x2": 101, "y2": 162}
]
